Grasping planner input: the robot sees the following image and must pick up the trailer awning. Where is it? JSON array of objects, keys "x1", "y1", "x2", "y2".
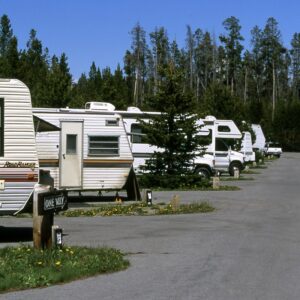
[{"x1": 33, "y1": 115, "x2": 61, "y2": 132}]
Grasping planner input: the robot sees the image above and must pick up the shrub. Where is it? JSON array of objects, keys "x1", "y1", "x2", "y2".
[{"x1": 138, "y1": 174, "x2": 211, "y2": 189}]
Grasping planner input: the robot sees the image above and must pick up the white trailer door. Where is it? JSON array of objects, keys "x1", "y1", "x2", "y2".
[{"x1": 60, "y1": 121, "x2": 83, "y2": 188}]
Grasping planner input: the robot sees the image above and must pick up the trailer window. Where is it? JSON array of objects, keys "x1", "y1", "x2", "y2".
[
  {"x1": 0, "y1": 99, "x2": 3, "y2": 156},
  {"x1": 88, "y1": 136, "x2": 119, "y2": 156},
  {"x1": 131, "y1": 124, "x2": 146, "y2": 144}
]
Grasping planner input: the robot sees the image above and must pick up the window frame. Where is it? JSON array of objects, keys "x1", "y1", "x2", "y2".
[
  {"x1": 131, "y1": 123, "x2": 146, "y2": 144},
  {"x1": 218, "y1": 125, "x2": 231, "y2": 133},
  {"x1": 88, "y1": 135, "x2": 120, "y2": 157},
  {"x1": 66, "y1": 134, "x2": 77, "y2": 155},
  {"x1": 105, "y1": 119, "x2": 119, "y2": 127}
]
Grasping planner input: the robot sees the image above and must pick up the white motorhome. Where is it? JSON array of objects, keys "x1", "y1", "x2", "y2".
[
  {"x1": 112, "y1": 105, "x2": 215, "y2": 178},
  {"x1": 0, "y1": 79, "x2": 58, "y2": 215},
  {"x1": 240, "y1": 131, "x2": 255, "y2": 163},
  {"x1": 251, "y1": 124, "x2": 266, "y2": 151},
  {"x1": 33, "y1": 105, "x2": 139, "y2": 200},
  {"x1": 198, "y1": 116, "x2": 245, "y2": 176}
]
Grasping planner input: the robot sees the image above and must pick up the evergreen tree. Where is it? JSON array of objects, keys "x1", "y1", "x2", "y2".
[
  {"x1": 194, "y1": 30, "x2": 214, "y2": 100},
  {"x1": 185, "y1": 25, "x2": 195, "y2": 91},
  {"x1": 0, "y1": 14, "x2": 18, "y2": 77},
  {"x1": 123, "y1": 50, "x2": 135, "y2": 105},
  {"x1": 149, "y1": 27, "x2": 170, "y2": 94},
  {"x1": 141, "y1": 63, "x2": 203, "y2": 175},
  {"x1": 219, "y1": 16, "x2": 244, "y2": 94},
  {"x1": 47, "y1": 53, "x2": 72, "y2": 107},
  {"x1": 290, "y1": 33, "x2": 300, "y2": 100},
  {"x1": 130, "y1": 23, "x2": 147, "y2": 107},
  {"x1": 19, "y1": 29, "x2": 50, "y2": 106},
  {"x1": 260, "y1": 17, "x2": 285, "y2": 120}
]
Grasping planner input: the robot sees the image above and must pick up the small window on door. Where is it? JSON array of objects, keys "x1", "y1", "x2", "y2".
[{"x1": 66, "y1": 134, "x2": 77, "y2": 154}]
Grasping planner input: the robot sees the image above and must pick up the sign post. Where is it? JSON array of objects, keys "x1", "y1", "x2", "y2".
[{"x1": 33, "y1": 186, "x2": 67, "y2": 249}]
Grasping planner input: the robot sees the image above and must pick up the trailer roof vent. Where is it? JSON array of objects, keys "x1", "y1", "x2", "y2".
[
  {"x1": 85, "y1": 102, "x2": 115, "y2": 111},
  {"x1": 127, "y1": 106, "x2": 142, "y2": 113},
  {"x1": 205, "y1": 115, "x2": 216, "y2": 121}
]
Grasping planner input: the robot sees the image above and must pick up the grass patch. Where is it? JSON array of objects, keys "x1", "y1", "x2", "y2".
[
  {"x1": 242, "y1": 169, "x2": 260, "y2": 174},
  {"x1": 250, "y1": 165, "x2": 267, "y2": 169},
  {"x1": 0, "y1": 245, "x2": 129, "y2": 293},
  {"x1": 220, "y1": 176, "x2": 254, "y2": 181},
  {"x1": 62, "y1": 201, "x2": 215, "y2": 217}
]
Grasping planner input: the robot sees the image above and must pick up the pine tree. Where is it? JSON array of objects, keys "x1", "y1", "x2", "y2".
[
  {"x1": 290, "y1": 33, "x2": 300, "y2": 100},
  {"x1": 130, "y1": 23, "x2": 147, "y2": 107},
  {"x1": 0, "y1": 14, "x2": 18, "y2": 77},
  {"x1": 141, "y1": 63, "x2": 203, "y2": 175},
  {"x1": 19, "y1": 29, "x2": 50, "y2": 106},
  {"x1": 47, "y1": 53, "x2": 72, "y2": 107},
  {"x1": 260, "y1": 17, "x2": 285, "y2": 120},
  {"x1": 149, "y1": 27, "x2": 170, "y2": 94},
  {"x1": 219, "y1": 16, "x2": 244, "y2": 94}
]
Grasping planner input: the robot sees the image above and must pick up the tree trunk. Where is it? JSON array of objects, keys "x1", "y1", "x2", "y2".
[
  {"x1": 272, "y1": 61, "x2": 276, "y2": 121},
  {"x1": 244, "y1": 67, "x2": 248, "y2": 103}
]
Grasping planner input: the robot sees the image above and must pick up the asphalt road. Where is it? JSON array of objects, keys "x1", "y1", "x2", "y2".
[{"x1": 1, "y1": 152, "x2": 300, "y2": 300}]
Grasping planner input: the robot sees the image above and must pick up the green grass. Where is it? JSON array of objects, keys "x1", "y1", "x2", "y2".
[
  {"x1": 250, "y1": 165, "x2": 267, "y2": 169},
  {"x1": 62, "y1": 201, "x2": 215, "y2": 217},
  {"x1": 0, "y1": 245, "x2": 129, "y2": 293},
  {"x1": 242, "y1": 169, "x2": 260, "y2": 175},
  {"x1": 220, "y1": 176, "x2": 254, "y2": 181},
  {"x1": 152, "y1": 185, "x2": 240, "y2": 191}
]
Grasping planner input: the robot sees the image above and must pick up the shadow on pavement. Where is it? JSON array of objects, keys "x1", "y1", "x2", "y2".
[{"x1": 0, "y1": 226, "x2": 32, "y2": 243}]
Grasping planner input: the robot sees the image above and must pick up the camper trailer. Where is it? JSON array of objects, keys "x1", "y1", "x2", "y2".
[
  {"x1": 240, "y1": 131, "x2": 255, "y2": 163},
  {"x1": 33, "y1": 105, "x2": 139, "y2": 200},
  {"x1": 0, "y1": 79, "x2": 56, "y2": 215},
  {"x1": 251, "y1": 124, "x2": 266, "y2": 151}
]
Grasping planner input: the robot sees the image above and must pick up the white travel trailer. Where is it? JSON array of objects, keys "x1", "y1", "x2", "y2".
[
  {"x1": 251, "y1": 124, "x2": 266, "y2": 151},
  {"x1": 0, "y1": 79, "x2": 57, "y2": 215},
  {"x1": 240, "y1": 131, "x2": 255, "y2": 163},
  {"x1": 33, "y1": 105, "x2": 139, "y2": 200}
]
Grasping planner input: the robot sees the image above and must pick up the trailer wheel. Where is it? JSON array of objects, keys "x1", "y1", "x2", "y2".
[
  {"x1": 229, "y1": 162, "x2": 242, "y2": 176},
  {"x1": 195, "y1": 166, "x2": 211, "y2": 179}
]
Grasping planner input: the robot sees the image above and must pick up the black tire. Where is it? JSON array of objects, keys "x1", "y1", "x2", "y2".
[
  {"x1": 229, "y1": 162, "x2": 241, "y2": 177},
  {"x1": 195, "y1": 166, "x2": 211, "y2": 179}
]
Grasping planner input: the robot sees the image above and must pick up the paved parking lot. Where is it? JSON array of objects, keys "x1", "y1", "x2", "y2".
[{"x1": 1, "y1": 153, "x2": 300, "y2": 300}]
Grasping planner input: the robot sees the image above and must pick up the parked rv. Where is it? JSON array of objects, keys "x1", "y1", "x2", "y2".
[
  {"x1": 0, "y1": 79, "x2": 60, "y2": 215},
  {"x1": 112, "y1": 105, "x2": 216, "y2": 178},
  {"x1": 199, "y1": 116, "x2": 245, "y2": 176},
  {"x1": 33, "y1": 104, "x2": 140, "y2": 200},
  {"x1": 240, "y1": 131, "x2": 256, "y2": 163},
  {"x1": 251, "y1": 124, "x2": 266, "y2": 152}
]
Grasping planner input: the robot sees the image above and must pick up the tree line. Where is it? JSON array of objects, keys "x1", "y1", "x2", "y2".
[{"x1": 0, "y1": 14, "x2": 300, "y2": 150}]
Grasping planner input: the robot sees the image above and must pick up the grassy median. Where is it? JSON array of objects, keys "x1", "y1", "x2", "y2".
[
  {"x1": 0, "y1": 245, "x2": 129, "y2": 293},
  {"x1": 62, "y1": 201, "x2": 215, "y2": 217}
]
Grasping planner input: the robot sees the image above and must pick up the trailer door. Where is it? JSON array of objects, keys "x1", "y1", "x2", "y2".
[{"x1": 60, "y1": 121, "x2": 83, "y2": 188}]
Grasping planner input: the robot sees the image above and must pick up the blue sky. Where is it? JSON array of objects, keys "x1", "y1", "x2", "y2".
[{"x1": 1, "y1": 0, "x2": 300, "y2": 80}]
